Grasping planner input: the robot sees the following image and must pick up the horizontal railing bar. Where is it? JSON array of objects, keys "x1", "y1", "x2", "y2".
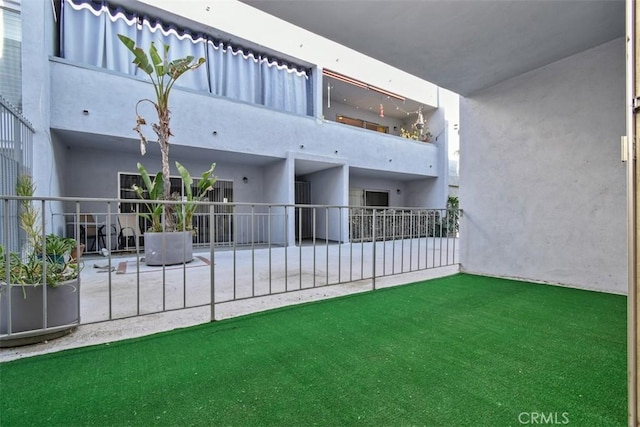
[
  {"x1": 77, "y1": 302, "x2": 214, "y2": 326},
  {"x1": 213, "y1": 278, "x2": 374, "y2": 304},
  {"x1": 0, "y1": 195, "x2": 462, "y2": 212}
]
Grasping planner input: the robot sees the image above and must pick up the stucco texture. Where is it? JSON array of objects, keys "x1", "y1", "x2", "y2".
[{"x1": 460, "y1": 38, "x2": 626, "y2": 294}]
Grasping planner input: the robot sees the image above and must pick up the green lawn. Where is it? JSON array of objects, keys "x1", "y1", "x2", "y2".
[{"x1": 0, "y1": 274, "x2": 626, "y2": 426}]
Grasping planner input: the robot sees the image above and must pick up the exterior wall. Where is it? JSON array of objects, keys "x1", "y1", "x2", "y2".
[
  {"x1": 405, "y1": 178, "x2": 436, "y2": 208},
  {"x1": 21, "y1": 0, "x2": 71, "y2": 234},
  {"x1": 21, "y1": 0, "x2": 55, "y2": 196},
  {"x1": 459, "y1": 38, "x2": 626, "y2": 293},
  {"x1": 426, "y1": 127, "x2": 449, "y2": 208},
  {"x1": 440, "y1": 88, "x2": 461, "y2": 196},
  {"x1": 300, "y1": 165, "x2": 347, "y2": 242},
  {"x1": 349, "y1": 176, "x2": 406, "y2": 207},
  {"x1": 264, "y1": 160, "x2": 290, "y2": 205},
  {"x1": 263, "y1": 159, "x2": 290, "y2": 245},
  {"x1": 50, "y1": 60, "x2": 439, "y2": 180},
  {"x1": 135, "y1": 0, "x2": 439, "y2": 109},
  {"x1": 62, "y1": 145, "x2": 264, "y2": 200},
  {"x1": 16, "y1": 1, "x2": 449, "y2": 251}
]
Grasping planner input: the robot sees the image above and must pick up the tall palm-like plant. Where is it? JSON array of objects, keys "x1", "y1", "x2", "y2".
[{"x1": 118, "y1": 34, "x2": 206, "y2": 230}]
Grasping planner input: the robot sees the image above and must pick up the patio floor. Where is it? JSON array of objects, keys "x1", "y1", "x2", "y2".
[{"x1": 1, "y1": 239, "x2": 459, "y2": 362}]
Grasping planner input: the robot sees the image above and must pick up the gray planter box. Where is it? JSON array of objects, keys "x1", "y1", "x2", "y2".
[
  {"x1": 144, "y1": 231, "x2": 193, "y2": 266},
  {"x1": 0, "y1": 279, "x2": 79, "y2": 347}
]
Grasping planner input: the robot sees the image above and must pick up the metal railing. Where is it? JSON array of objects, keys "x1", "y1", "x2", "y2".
[
  {"x1": 50, "y1": 210, "x2": 289, "y2": 254},
  {"x1": 0, "y1": 95, "x2": 33, "y2": 253},
  {"x1": 0, "y1": 196, "x2": 461, "y2": 343},
  {"x1": 348, "y1": 208, "x2": 459, "y2": 241}
]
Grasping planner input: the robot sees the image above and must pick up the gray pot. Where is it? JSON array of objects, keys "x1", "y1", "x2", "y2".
[
  {"x1": 0, "y1": 279, "x2": 79, "y2": 347},
  {"x1": 144, "y1": 231, "x2": 193, "y2": 266}
]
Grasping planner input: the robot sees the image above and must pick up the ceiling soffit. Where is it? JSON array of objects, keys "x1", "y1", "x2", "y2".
[{"x1": 242, "y1": 0, "x2": 624, "y2": 96}]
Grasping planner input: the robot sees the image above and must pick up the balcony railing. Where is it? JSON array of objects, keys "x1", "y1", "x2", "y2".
[{"x1": 1, "y1": 195, "x2": 460, "y2": 345}]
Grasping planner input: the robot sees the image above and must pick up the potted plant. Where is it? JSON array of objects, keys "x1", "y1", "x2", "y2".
[
  {"x1": 400, "y1": 126, "x2": 433, "y2": 143},
  {"x1": 36, "y1": 234, "x2": 78, "y2": 264},
  {"x1": 132, "y1": 161, "x2": 216, "y2": 265},
  {"x1": 118, "y1": 35, "x2": 216, "y2": 266},
  {"x1": 0, "y1": 175, "x2": 82, "y2": 347},
  {"x1": 445, "y1": 195, "x2": 460, "y2": 237}
]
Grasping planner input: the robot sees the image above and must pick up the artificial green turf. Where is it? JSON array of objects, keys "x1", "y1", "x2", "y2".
[{"x1": 0, "y1": 274, "x2": 626, "y2": 426}]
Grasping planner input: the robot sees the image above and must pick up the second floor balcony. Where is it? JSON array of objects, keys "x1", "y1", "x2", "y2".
[
  {"x1": 51, "y1": 0, "x2": 440, "y2": 176},
  {"x1": 49, "y1": 58, "x2": 440, "y2": 179}
]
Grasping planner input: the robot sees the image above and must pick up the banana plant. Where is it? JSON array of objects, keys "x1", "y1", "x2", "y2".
[
  {"x1": 175, "y1": 162, "x2": 217, "y2": 232},
  {"x1": 118, "y1": 34, "x2": 206, "y2": 231},
  {"x1": 131, "y1": 162, "x2": 164, "y2": 232}
]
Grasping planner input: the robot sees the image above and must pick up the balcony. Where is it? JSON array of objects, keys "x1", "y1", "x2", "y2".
[{"x1": 49, "y1": 58, "x2": 440, "y2": 179}]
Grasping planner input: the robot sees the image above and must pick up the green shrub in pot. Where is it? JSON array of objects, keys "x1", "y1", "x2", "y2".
[{"x1": 0, "y1": 175, "x2": 81, "y2": 297}]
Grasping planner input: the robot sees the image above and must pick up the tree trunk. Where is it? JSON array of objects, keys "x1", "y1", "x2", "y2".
[{"x1": 159, "y1": 107, "x2": 175, "y2": 230}]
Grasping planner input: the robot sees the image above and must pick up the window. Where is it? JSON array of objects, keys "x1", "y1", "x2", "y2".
[
  {"x1": 0, "y1": 1, "x2": 22, "y2": 110},
  {"x1": 118, "y1": 173, "x2": 233, "y2": 210},
  {"x1": 118, "y1": 173, "x2": 234, "y2": 244},
  {"x1": 349, "y1": 189, "x2": 389, "y2": 207},
  {"x1": 364, "y1": 190, "x2": 389, "y2": 207}
]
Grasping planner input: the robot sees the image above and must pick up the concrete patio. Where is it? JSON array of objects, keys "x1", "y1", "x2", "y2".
[{"x1": 1, "y1": 238, "x2": 459, "y2": 362}]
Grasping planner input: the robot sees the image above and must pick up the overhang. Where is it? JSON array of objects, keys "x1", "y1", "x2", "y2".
[{"x1": 242, "y1": 0, "x2": 624, "y2": 96}]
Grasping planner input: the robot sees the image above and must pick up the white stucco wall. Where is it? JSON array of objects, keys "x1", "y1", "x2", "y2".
[
  {"x1": 20, "y1": 0, "x2": 73, "y2": 233},
  {"x1": 263, "y1": 159, "x2": 291, "y2": 245},
  {"x1": 135, "y1": 0, "x2": 439, "y2": 108},
  {"x1": 17, "y1": 1, "x2": 449, "y2": 251},
  {"x1": 405, "y1": 178, "x2": 436, "y2": 208},
  {"x1": 459, "y1": 38, "x2": 626, "y2": 294},
  {"x1": 21, "y1": 0, "x2": 54, "y2": 195},
  {"x1": 301, "y1": 165, "x2": 348, "y2": 241},
  {"x1": 49, "y1": 60, "x2": 439, "y2": 180},
  {"x1": 62, "y1": 145, "x2": 265, "y2": 201}
]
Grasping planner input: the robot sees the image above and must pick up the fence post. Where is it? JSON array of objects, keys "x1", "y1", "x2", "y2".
[
  {"x1": 372, "y1": 208, "x2": 377, "y2": 290},
  {"x1": 40, "y1": 199, "x2": 48, "y2": 329},
  {"x1": 209, "y1": 204, "x2": 216, "y2": 322},
  {"x1": 3, "y1": 199, "x2": 12, "y2": 336}
]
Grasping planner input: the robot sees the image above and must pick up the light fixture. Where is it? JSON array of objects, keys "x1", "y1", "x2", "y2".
[{"x1": 414, "y1": 107, "x2": 425, "y2": 130}]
